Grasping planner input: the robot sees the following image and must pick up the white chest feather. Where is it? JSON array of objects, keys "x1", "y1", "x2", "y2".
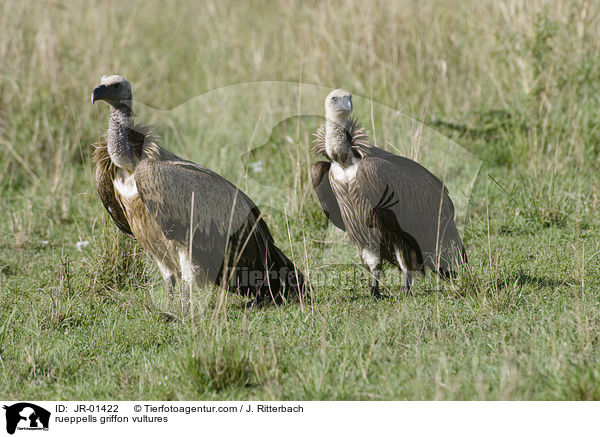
[
  {"x1": 330, "y1": 159, "x2": 360, "y2": 187},
  {"x1": 114, "y1": 168, "x2": 138, "y2": 199}
]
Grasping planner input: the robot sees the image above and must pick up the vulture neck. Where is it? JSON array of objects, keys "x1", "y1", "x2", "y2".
[
  {"x1": 325, "y1": 118, "x2": 352, "y2": 166},
  {"x1": 108, "y1": 101, "x2": 136, "y2": 172}
]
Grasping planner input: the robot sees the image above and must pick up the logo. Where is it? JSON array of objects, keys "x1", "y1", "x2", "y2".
[{"x1": 3, "y1": 403, "x2": 50, "y2": 435}]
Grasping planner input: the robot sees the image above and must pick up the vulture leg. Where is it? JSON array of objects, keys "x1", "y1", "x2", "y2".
[
  {"x1": 177, "y1": 249, "x2": 211, "y2": 320},
  {"x1": 157, "y1": 260, "x2": 177, "y2": 293},
  {"x1": 362, "y1": 248, "x2": 383, "y2": 299},
  {"x1": 155, "y1": 260, "x2": 180, "y2": 321},
  {"x1": 404, "y1": 272, "x2": 415, "y2": 295},
  {"x1": 370, "y1": 272, "x2": 382, "y2": 298},
  {"x1": 395, "y1": 246, "x2": 417, "y2": 295}
]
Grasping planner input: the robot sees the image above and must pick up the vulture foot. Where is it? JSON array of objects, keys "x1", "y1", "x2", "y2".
[
  {"x1": 370, "y1": 284, "x2": 383, "y2": 299},
  {"x1": 402, "y1": 272, "x2": 416, "y2": 295}
]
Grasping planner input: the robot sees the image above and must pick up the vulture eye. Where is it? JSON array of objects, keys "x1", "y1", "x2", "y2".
[
  {"x1": 331, "y1": 97, "x2": 339, "y2": 103},
  {"x1": 111, "y1": 83, "x2": 121, "y2": 90}
]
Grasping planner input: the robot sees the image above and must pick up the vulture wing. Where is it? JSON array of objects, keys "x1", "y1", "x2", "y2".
[
  {"x1": 93, "y1": 124, "x2": 159, "y2": 237},
  {"x1": 311, "y1": 161, "x2": 346, "y2": 231},
  {"x1": 134, "y1": 159, "x2": 283, "y2": 287},
  {"x1": 355, "y1": 156, "x2": 465, "y2": 272},
  {"x1": 93, "y1": 143, "x2": 133, "y2": 236},
  {"x1": 359, "y1": 145, "x2": 454, "y2": 210}
]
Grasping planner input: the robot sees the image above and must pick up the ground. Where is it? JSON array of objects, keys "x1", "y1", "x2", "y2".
[{"x1": 1, "y1": 0, "x2": 599, "y2": 400}]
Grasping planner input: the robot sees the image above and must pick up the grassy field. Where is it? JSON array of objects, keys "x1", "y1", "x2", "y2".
[{"x1": 1, "y1": 0, "x2": 600, "y2": 400}]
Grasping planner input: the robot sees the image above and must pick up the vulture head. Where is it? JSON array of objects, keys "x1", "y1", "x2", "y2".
[
  {"x1": 91, "y1": 75, "x2": 132, "y2": 107},
  {"x1": 325, "y1": 89, "x2": 353, "y2": 124}
]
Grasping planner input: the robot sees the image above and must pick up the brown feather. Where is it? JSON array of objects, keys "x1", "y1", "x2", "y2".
[{"x1": 92, "y1": 123, "x2": 178, "y2": 237}]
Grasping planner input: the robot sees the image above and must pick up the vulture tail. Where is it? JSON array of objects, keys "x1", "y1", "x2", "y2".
[
  {"x1": 436, "y1": 242, "x2": 468, "y2": 279},
  {"x1": 259, "y1": 242, "x2": 308, "y2": 305}
]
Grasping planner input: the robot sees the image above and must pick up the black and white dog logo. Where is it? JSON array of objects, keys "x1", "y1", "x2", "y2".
[{"x1": 3, "y1": 403, "x2": 50, "y2": 434}]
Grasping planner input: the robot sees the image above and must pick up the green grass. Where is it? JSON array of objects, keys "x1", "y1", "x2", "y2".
[{"x1": 1, "y1": 0, "x2": 600, "y2": 400}]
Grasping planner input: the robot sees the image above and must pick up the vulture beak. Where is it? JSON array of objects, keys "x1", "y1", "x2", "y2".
[
  {"x1": 342, "y1": 96, "x2": 352, "y2": 112},
  {"x1": 91, "y1": 84, "x2": 107, "y2": 104}
]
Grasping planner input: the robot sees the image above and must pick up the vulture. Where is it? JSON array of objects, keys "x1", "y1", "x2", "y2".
[
  {"x1": 311, "y1": 89, "x2": 466, "y2": 297},
  {"x1": 91, "y1": 75, "x2": 305, "y2": 306}
]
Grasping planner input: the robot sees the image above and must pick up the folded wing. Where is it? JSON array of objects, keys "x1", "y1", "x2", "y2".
[{"x1": 355, "y1": 156, "x2": 465, "y2": 273}]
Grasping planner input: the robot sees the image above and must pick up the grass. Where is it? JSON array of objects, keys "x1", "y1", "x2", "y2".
[{"x1": 1, "y1": 0, "x2": 600, "y2": 400}]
